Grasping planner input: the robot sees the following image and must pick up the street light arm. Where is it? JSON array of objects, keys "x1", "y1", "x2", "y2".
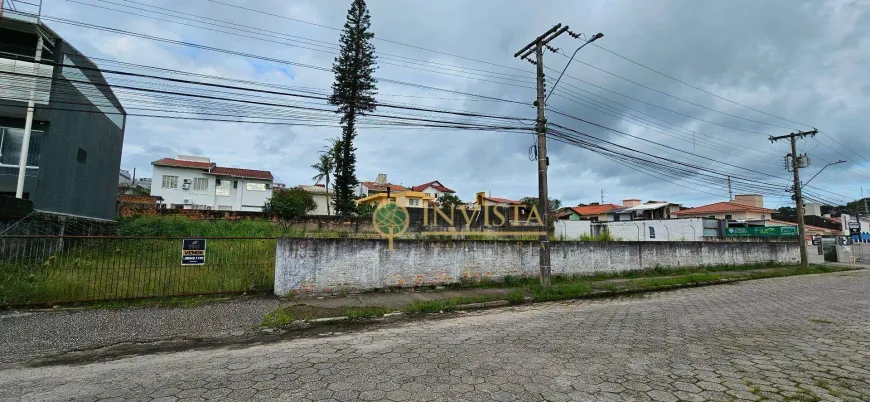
[
  {"x1": 544, "y1": 33, "x2": 603, "y2": 104},
  {"x1": 801, "y1": 160, "x2": 847, "y2": 190}
]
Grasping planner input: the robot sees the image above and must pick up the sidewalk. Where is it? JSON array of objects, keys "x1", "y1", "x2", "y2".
[{"x1": 0, "y1": 263, "x2": 858, "y2": 366}]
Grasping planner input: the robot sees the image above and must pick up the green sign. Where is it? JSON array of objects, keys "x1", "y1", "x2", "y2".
[{"x1": 725, "y1": 226, "x2": 798, "y2": 237}]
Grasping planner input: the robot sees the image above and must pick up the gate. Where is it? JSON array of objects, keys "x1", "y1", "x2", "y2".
[{"x1": 0, "y1": 236, "x2": 275, "y2": 305}]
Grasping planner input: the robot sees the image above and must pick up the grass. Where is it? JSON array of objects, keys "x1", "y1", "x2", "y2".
[
  {"x1": 257, "y1": 263, "x2": 853, "y2": 327},
  {"x1": 0, "y1": 237, "x2": 275, "y2": 306},
  {"x1": 504, "y1": 289, "x2": 525, "y2": 304},
  {"x1": 406, "y1": 296, "x2": 500, "y2": 313},
  {"x1": 262, "y1": 305, "x2": 397, "y2": 327}
]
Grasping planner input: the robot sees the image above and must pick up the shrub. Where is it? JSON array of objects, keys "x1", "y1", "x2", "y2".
[{"x1": 263, "y1": 188, "x2": 316, "y2": 219}]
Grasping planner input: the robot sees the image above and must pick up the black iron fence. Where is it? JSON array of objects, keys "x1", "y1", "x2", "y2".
[{"x1": 0, "y1": 236, "x2": 276, "y2": 306}]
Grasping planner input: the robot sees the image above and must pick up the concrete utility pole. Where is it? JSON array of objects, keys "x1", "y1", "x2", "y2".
[
  {"x1": 769, "y1": 129, "x2": 817, "y2": 266},
  {"x1": 514, "y1": 25, "x2": 602, "y2": 287},
  {"x1": 727, "y1": 176, "x2": 733, "y2": 201},
  {"x1": 513, "y1": 24, "x2": 567, "y2": 287}
]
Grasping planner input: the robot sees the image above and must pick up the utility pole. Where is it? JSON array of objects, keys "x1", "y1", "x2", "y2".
[
  {"x1": 600, "y1": 189, "x2": 605, "y2": 205},
  {"x1": 727, "y1": 176, "x2": 733, "y2": 201},
  {"x1": 514, "y1": 24, "x2": 569, "y2": 287},
  {"x1": 769, "y1": 129, "x2": 817, "y2": 266}
]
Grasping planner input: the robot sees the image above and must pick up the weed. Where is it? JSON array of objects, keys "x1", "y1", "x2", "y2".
[
  {"x1": 407, "y1": 296, "x2": 499, "y2": 313},
  {"x1": 813, "y1": 380, "x2": 830, "y2": 389},
  {"x1": 809, "y1": 318, "x2": 833, "y2": 324},
  {"x1": 504, "y1": 289, "x2": 525, "y2": 304},
  {"x1": 262, "y1": 307, "x2": 297, "y2": 327},
  {"x1": 531, "y1": 282, "x2": 592, "y2": 301}
]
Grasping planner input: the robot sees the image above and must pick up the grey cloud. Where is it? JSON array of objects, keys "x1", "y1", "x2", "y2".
[{"x1": 45, "y1": 0, "x2": 870, "y2": 208}]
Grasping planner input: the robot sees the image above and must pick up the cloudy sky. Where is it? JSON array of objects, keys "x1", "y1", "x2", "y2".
[{"x1": 33, "y1": 0, "x2": 870, "y2": 209}]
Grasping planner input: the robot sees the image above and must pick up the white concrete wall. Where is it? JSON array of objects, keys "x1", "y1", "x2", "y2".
[
  {"x1": 310, "y1": 193, "x2": 330, "y2": 215},
  {"x1": 555, "y1": 220, "x2": 592, "y2": 240},
  {"x1": 275, "y1": 239, "x2": 801, "y2": 295},
  {"x1": 603, "y1": 218, "x2": 707, "y2": 241}
]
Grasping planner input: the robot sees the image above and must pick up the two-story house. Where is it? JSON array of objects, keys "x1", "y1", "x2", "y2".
[
  {"x1": 150, "y1": 155, "x2": 273, "y2": 211},
  {"x1": 411, "y1": 180, "x2": 456, "y2": 201}
]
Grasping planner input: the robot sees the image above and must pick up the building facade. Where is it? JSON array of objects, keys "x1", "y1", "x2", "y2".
[
  {"x1": 356, "y1": 191, "x2": 434, "y2": 209},
  {"x1": 150, "y1": 156, "x2": 273, "y2": 211},
  {"x1": 0, "y1": 17, "x2": 125, "y2": 220}
]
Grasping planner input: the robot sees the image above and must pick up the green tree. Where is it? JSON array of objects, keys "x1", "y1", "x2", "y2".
[
  {"x1": 437, "y1": 193, "x2": 463, "y2": 207},
  {"x1": 329, "y1": 0, "x2": 378, "y2": 216},
  {"x1": 520, "y1": 197, "x2": 562, "y2": 213},
  {"x1": 311, "y1": 154, "x2": 334, "y2": 216},
  {"x1": 311, "y1": 138, "x2": 342, "y2": 216},
  {"x1": 356, "y1": 203, "x2": 376, "y2": 218},
  {"x1": 263, "y1": 188, "x2": 317, "y2": 219}
]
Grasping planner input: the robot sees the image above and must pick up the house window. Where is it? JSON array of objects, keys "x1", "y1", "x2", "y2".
[
  {"x1": 215, "y1": 180, "x2": 231, "y2": 196},
  {"x1": 725, "y1": 214, "x2": 733, "y2": 220},
  {"x1": 409, "y1": 199, "x2": 420, "y2": 206},
  {"x1": 76, "y1": 148, "x2": 87, "y2": 164},
  {"x1": 246, "y1": 183, "x2": 266, "y2": 192},
  {"x1": 0, "y1": 128, "x2": 42, "y2": 167},
  {"x1": 649, "y1": 226, "x2": 656, "y2": 239},
  {"x1": 193, "y1": 178, "x2": 208, "y2": 191},
  {"x1": 161, "y1": 175, "x2": 179, "y2": 189},
  {"x1": 425, "y1": 192, "x2": 432, "y2": 198},
  {"x1": 233, "y1": 180, "x2": 238, "y2": 189}
]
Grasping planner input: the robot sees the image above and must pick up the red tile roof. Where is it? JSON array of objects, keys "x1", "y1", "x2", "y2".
[
  {"x1": 210, "y1": 166, "x2": 273, "y2": 180},
  {"x1": 484, "y1": 197, "x2": 522, "y2": 205},
  {"x1": 362, "y1": 182, "x2": 407, "y2": 192},
  {"x1": 411, "y1": 181, "x2": 455, "y2": 193},
  {"x1": 151, "y1": 157, "x2": 215, "y2": 170},
  {"x1": 567, "y1": 204, "x2": 622, "y2": 216},
  {"x1": 673, "y1": 201, "x2": 776, "y2": 216}
]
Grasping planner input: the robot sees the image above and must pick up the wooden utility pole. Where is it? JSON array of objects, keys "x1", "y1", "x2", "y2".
[
  {"x1": 514, "y1": 24, "x2": 569, "y2": 287},
  {"x1": 769, "y1": 129, "x2": 817, "y2": 266}
]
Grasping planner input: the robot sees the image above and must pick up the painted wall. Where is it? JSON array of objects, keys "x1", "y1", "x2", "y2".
[
  {"x1": 555, "y1": 220, "x2": 592, "y2": 239},
  {"x1": 601, "y1": 218, "x2": 709, "y2": 241},
  {"x1": 275, "y1": 239, "x2": 803, "y2": 295},
  {"x1": 0, "y1": 34, "x2": 125, "y2": 220}
]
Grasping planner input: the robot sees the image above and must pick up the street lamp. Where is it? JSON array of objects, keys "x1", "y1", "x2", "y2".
[
  {"x1": 801, "y1": 160, "x2": 847, "y2": 189},
  {"x1": 544, "y1": 32, "x2": 604, "y2": 104}
]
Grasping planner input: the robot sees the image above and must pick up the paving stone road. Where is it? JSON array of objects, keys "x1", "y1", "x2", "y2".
[{"x1": 2, "y1": 269, "x2": 869, "y2": 401}]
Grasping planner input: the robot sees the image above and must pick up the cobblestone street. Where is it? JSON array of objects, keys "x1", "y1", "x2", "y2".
[{"x1": 2, "y1": 269, "x2": 869, "y2": 401}]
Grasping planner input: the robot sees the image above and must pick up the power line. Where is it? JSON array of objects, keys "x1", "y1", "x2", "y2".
[
  {"x1": 590, "y1": 43, "x2": 870, "y2": 165},
  {"x1": 203, "y1": 0, "x2": 533, "y2": 76}
]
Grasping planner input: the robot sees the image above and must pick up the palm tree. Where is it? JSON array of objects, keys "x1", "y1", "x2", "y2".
[{"x1": 311, "y1": 138, "x2": 342, "y2": 216}]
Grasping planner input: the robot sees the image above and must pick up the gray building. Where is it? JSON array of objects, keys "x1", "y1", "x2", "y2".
[{"x1": 0, "y1": 15, "x2": 126, "y2": 220}]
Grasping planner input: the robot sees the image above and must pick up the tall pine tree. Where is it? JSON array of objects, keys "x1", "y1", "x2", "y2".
[{"x1": 329, "y1": 0, "x2": 378, "y2": 216}]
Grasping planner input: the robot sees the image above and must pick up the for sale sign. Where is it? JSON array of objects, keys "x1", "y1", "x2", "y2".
[{"x1": 182, "y1": 239, "x2": 206, "y2": 265}]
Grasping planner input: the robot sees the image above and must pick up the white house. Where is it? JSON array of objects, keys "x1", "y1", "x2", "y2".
[
  {"x1": 411, "y1": 180, "x2": 456, "y2": 201},
  {"x1": 150, "y1": 155, "x2": 274, "y2": 212},
  {"x1": 298, "y1": 184, "x2": 331, "y2": 215}
]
